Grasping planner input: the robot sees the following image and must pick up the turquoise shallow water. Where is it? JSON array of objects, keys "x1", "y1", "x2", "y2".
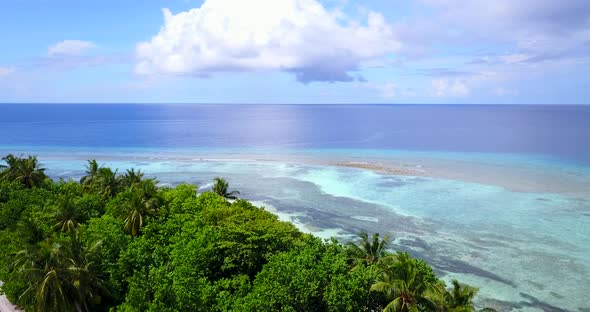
[{"x1": 4, "y1": 146, "x2": 587, "y2": 312}]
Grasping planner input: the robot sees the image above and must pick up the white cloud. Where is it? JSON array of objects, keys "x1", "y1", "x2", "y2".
[
  {"x1": 370, "y1": 0, "x2": 590, "y2": 102},
  {"x1": 136, "y1": 0, "x2": 400, "y2": 82},
  {"x1": 48, "y1": 40, "x2": 96, "y2": 56},
  {"x1": 431, "y1": 78, "x2": 470, "y2": 97}
]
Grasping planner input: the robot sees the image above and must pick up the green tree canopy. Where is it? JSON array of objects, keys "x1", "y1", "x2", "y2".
[
  {"x1": 0, "y1": 154, "x2": 47, "y2": 188},
  {"x1": 0, "y1": 155, "x2": 491, "y2": 312}
]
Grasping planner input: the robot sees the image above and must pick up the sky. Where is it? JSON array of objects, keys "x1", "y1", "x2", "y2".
[{"x1": 0, "y1": 0, "x2": 589, "y2": 104}]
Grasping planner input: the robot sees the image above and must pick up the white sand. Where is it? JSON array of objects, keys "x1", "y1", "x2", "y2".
[
  {"x1": 0, "y1": 295, "x2": 19, "y2": 312},
  {"x1": 333, "y1": 158, "x2": 590, "y2": 198},
  {"x1": 0, "y1": 282, "x2": 19, "y2": 312}
]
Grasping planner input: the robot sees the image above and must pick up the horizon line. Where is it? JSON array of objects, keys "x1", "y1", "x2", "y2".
[{"x1": 1, "y1": 102, "x2": 589, "y2": 106}]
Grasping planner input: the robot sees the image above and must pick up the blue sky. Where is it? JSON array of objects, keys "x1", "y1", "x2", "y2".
[{"x1": 0, "y1": 0, "x2": 589, "y2": 104}]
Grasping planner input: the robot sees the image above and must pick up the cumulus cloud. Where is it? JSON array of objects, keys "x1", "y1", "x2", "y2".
[
  {"x1": 431, "y1": 78, "x2": 470, "y2": 97},
  {"x1": 136, "y1": 0, "x2": 400, "y2": 82},
  {"x1": 48, "y1": 40, "x2": 96, "y2": 56}
]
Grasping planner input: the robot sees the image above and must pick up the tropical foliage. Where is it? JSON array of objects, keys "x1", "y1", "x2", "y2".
[
  {"x1": 52, "y1": 194, "x2": 82, "y2": 233},
  {"x1": 0, "y1": 155, "x2": 496, "y2": 312},
  {"x1": 12, "y1": 234, "x2": 109, "y2": 312},
  {"x1": 211, "y1": 176, "x2": 240, "y2": 199},
  {"x1": 347, "y1": 231, "x2": 391, "y2": 269},
  {"x1": 0, "y1": 154, "x2": 47, "y2": 188}
]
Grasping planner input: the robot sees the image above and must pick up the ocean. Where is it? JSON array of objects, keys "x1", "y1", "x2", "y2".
[
  {"x1": 1, "y1": 104, "x2": 590, "y2": 162},
  {"x1": 1, "y1": 104, "x2": 589, "y2": 311}
]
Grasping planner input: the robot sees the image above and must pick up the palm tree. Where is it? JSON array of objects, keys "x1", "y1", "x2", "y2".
[
  {"x1": 13, "y1": 235, "x2": 110, "y2": 311},
  {"x1": 370, "y1": 252, "x2": 439, "y2": 312},
  {"x1": 447, "y1": 280, "x2": 478, "y2": 312},
  {"x1": 371, "y1": 271, "x2": 433, "y2": 312},
  {"x1": 137, "y1": 178, "x2": 159, "y2": 198},
  {"x1": 122, "y1": 190, "x2": 159, "y2": 236},
  {"x1": 347, "y1": 231, "x2": 391, "y2": 269},
  {"x1": 17, "y1": 216, "x2": 46, "y2": 244},
  {"x1": 212, "y1": 177, "x2": 240, "y2": 199},
  {"x1": 120, "y1": 168, "x2": 144, "y2": 189},
  {"x1": 0, "y1": 154, "x2": 19, "y2": 175},
  {"x1": 91, "y1": 167, "x2": 120, "y2": 198},
  {"x1": 65, "y1": 236, "x2": 111, "y2": 311},
  {"x1": 423, "y1": 279, "x2": 480, "y2": 312},
  {"x1": 423, "y1": 282, "x2": 449, "y2": 312},
  {"x1": 53, "y1": 194, "x2": 81, "y2": 233},
  {"x1": 80, "y1": 161, "x2": 121, "y2": 198},
  {"x1": 80, "y1": 159, "x2": 100, "y2": 185},
  {"x1": 1, "y1": 154, "x2": 47, "y2": 188},
  {"x1": 14, "y1": 240, "x2": 71, "y2": 311}
]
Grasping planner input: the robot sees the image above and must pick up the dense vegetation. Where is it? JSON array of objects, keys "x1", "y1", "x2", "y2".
[{"x1": 0, "y1": 154, "x2": 494, "y2": 312}]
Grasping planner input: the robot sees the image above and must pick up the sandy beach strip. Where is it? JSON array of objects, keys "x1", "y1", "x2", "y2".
[
  {"x1": 332, "y1": 159, "x2": 590, "y2": 198},
  {"x1": 333, "y1": 161, "x2": 426, "y2": 176}
]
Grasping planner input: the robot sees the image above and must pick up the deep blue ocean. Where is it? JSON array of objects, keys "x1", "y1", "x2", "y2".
[{"x1": 1, "y1": 104, "x2": 589, "y2": 164}]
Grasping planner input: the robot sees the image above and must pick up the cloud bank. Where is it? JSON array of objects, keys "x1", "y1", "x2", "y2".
[
  {"x1": 377, "y1": 0, "x2": 590, "y2": 99},
  {"x1": 48, "y1": 40, "x2": 96, "y2": 57},
  {"x1": 135, "y1": 0, "x2": 400, "y2": 82}
]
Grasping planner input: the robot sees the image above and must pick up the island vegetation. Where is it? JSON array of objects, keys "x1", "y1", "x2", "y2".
[{"x1": 0, "y1": 154, "x2": 495, "y2": 312}]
